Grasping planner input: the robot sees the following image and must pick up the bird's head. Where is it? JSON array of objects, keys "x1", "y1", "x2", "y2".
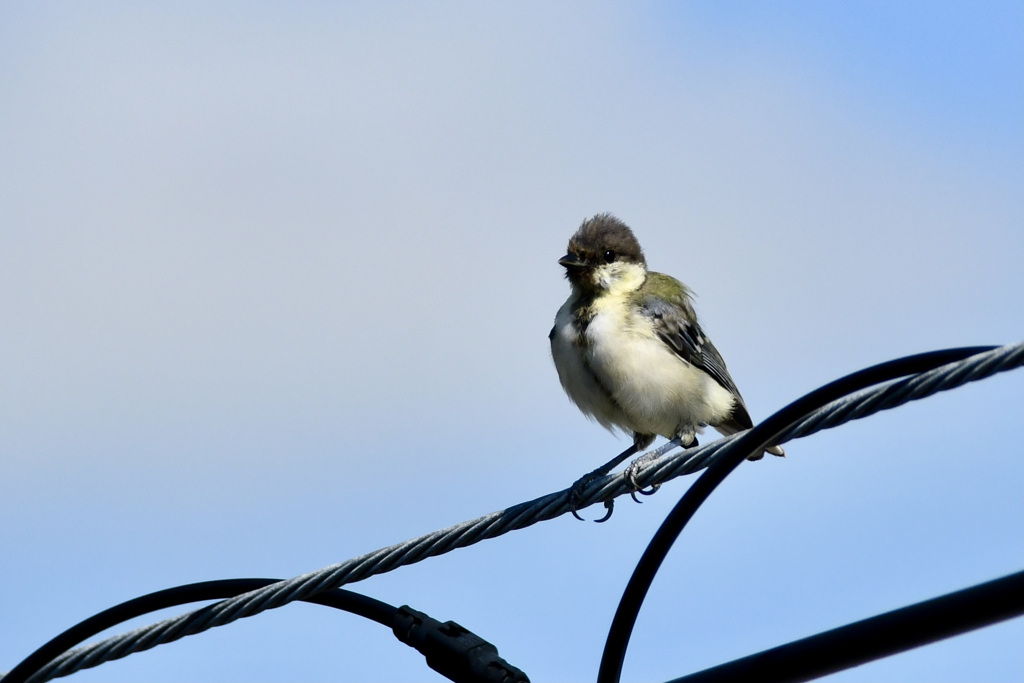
[{"x1": 560, "y1": 213, "x2": 647, "y2": 295}]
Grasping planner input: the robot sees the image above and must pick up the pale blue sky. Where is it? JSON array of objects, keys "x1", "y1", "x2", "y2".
[{"x1": 1, "y1": 2, "x2": 1021, "y2": 681}]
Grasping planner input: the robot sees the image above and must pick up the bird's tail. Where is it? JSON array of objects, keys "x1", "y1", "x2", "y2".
[{"x1": 713, "y1": 416, "x2": 786, "y2": 460}]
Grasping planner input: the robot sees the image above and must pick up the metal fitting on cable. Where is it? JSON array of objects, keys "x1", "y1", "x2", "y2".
[{"x1": 392, "y1": 605, "x2": 529, "y2": 683}]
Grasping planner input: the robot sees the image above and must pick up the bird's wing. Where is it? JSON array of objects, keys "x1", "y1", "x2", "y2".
[{"x1": 637, "y1": 273, "x2": 745, "y2": 402}]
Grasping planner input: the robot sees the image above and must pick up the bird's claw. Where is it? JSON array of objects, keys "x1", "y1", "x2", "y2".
[
  {"x1": 594, "y1": 500, "x2": 614, "y2": 523},
  {"x1": 568, "y1": 472, "x2": 615, "y2": 522},
  {"x1": 623, "y1": 453, "x2": 659, "y2": 496},
  {"x1": 629, "y1": 484, "x2": 660, "y2": 504},
  {"x1": 623, "y1": 435, "x2": 689, "y2": 501},
  {"x1": 570, "y1": 497, "x2": 616, "y2": 523}
]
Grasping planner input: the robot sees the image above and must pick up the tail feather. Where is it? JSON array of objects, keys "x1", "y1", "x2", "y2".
[{"x1": 716, "y1": 403, "x2": 785, "y2": 459}]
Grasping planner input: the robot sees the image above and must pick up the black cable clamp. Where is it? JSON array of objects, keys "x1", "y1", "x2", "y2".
[{"x1": 392, "y1": 605, "x2": 530, "y2": 683}]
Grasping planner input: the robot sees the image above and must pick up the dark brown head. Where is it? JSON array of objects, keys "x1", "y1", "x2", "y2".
[{"x1": 559, "y1": 213, "x2": 647, "y2": 293}]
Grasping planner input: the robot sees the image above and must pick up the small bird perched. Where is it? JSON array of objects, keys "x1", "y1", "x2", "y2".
[{"x1": 550, "y1": 214, "x2": 783, "y2": 516}]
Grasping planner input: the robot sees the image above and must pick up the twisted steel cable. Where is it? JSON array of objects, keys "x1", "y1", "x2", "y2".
[{"x1": 20, "y1": 342, "x2": 1024, "y2": 683}]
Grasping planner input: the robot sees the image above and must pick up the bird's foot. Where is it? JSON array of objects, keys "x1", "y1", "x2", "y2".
[
  {"x1": 624, "y1": 453, "x2": 662, "y2": 501},
  {"x1": 568, "y1": 471, "x2": 615, "y2": 523},
  {"x1": 624, "y1": 436, "x2": 692, "y2": 501},
  {"x1": 566, "y1": 443, "x2": 641, "y2": 522}
]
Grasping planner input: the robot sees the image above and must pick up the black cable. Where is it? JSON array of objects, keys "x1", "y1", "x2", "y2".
[
  {"x1": 597, "y1": 346, "x2": 999, "y2": 683},
  {"x1": 664, "y1": 571, "x2": 1024, "y2": 683},
  {"x1": 6, "y1": 578, "x2": 529, "y2": 683},
  {"x1": 9, "y1": 346, "x2": 1008, "y2": 683},
  {"x1": 3, "y1": 578, "x2": 396, "y2": 683}
]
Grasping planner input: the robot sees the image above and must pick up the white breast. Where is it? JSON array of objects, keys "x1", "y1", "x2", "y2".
[
  {"x1": 583, "y1": 294, "x2": 737, "y2": 439},
  {"x1": 550, "y1": 297, "x2": 630, "y2": 433}
]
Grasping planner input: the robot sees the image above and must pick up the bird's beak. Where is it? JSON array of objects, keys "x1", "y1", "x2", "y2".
[{"x1": 559, "y1": 252, "x2": 585, "y2": 269}]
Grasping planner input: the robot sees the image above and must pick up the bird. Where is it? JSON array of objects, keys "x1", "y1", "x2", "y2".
[{"x1": 549, "y1": 213, "x2": 783, "y2": 517}]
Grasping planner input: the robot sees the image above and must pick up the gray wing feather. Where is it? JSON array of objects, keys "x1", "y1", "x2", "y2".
[
  {"x1": 637, "y1": 274, "x2": 779, "y2": 451},
  {"x1": 638, "y1": 293, "x2": 745, "y2": 401}
]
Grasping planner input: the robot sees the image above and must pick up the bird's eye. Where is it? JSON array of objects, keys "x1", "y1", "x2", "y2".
[{"x1": 603, "y1": 250, "x2": 616, "y2": 263}]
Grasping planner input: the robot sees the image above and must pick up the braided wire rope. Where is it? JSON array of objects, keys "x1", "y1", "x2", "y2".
[
  {"x1": 623, "y1": 341, "x2": 1023, "y2": 491},
  {"x1": 20, "y1": 342, "x2": 1024, "y2": 683}
]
